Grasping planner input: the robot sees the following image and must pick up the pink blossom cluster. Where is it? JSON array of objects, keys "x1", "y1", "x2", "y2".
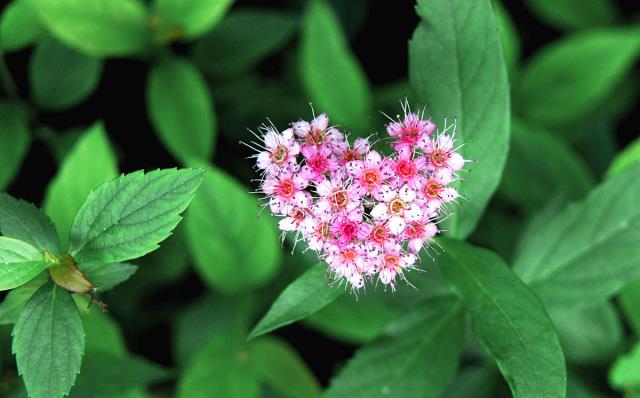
[{"x1": 252, "y1": 104, "x2": 466, "y2": 291}]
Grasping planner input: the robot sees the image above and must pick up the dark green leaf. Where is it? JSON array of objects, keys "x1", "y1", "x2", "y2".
[
  {"x1": 0, "y1": 0, "x2": 43, "y2": 52},
  {"x1": 607, "y1": 136, "x2": 640, "y2": 178},
  {"x1": 438, "y1": 238, "x2": 566, "y2": 397},
  {"x1": 153, "y1": 0, "x2": 234, "y2": 39},
  {"x1": 494, "y1": 0, "x2": 520, "y2": 73},
  {"x1": 299, "y1": 0, "x2": 371, "y2": 130},
  {"x1": 0, "y1": 102, "x2": 31, "y2": 191},
  {"x1": 0, "y1": 272, "x2": 47, "y2": 324},
  {"x1": 620, "y1": 278, "x2": 640, "y2": 337},
  {"x1": 30, "y1": 37, "x2": 103, "y2": 110},
  {"x1": 80, "y1": 262, "x2": 137, "y2": 292},
  {"x1": 324, "y1": 298, "x2": 464, "y2": 398},
  {"x1": 69, "y1": 168, "x2": 204, "y2": 264},
  {"x1": 147, "y1": 57, "x2": 215, "y2": 164},
  {"x1": 523, "y1": 0, "x2": 619, "y2": 30},
  {"x1": 0, "y1": 237, "x2": 47, "y2": 291},
  {"x1": 12, "y1": 283, "x2": 83, "y2": 398},
  {"x1": 249, "y1": 263, "x2": 341, "y2": 340},
  {"x1": 0, "y1": 193, "x2": 59, "y2": 253},
  {"x1": 81, "y1": 304, "x2": 127, "y2": 357},
  {"x1": 409, "y1": 0, "x2": 510, "y2": 238},
  {"x1": 443, "y1": 365, "x2": 499, "y2": 398}
]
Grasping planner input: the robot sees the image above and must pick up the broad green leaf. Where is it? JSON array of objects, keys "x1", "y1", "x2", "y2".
[
  {"x1": 300, "y1": 0, "x2": 372, "y2": 130},
  {"x1": 494, "y1": 0, "x2": 520, "y2": 73},
  {"x1": 0, "y1": 193, "x2": 59, "y2": 253},
  {"x1": 153, "y1": 0, "x2": 234, "y2": 39},
  {"x1": 499, "y1": 120, "x2": 594, "y2": 212},
  {"x1": 12, "y1": 283, "x2": 83, "y2": 398},
  {"x1": 609, "y1": 343, "x2": 640, "y2": 394},
  {"x1": 324, "y1": 298, "x2": 464, "y2": 398},
  {"x1": 250, "y1": 337, "x2": 320, "y2": 398},
  {"x1": 0, "y1": 0, "x2": 43, "y2": 52},
  {"x1": 28, "y1": 0, "x2": 150, "y2": 56},
  {"x1": 514, "y1": 163, "x2": 640, "y2": 306},
  {"x1": 147, "y1": 57, "x2": 215, "y2": 164},
  {"x1": 409, "y1": 0, "x2": 510, "y2": 238},
  {"x1": 0, "y1": 272, "x2": 47, "y2": 324},
  {"x1": 523, "y1": 0, "x2": 619, "y2": 30},
  {"x1": 69, "y1": 168, "x2": 205, "y2": 265},
  {"x1": 30, "y1": 37, "x2": 103, "y2": 110},
  {"x1": 0, "y1": 102, "x2": 31, "y2": 191},
  {"x1": 437, "y1": 238, "x2": 566, "y2": 397},
  {"x1": 184, "y1": 166, "x2": 280, "y2": 294},
  {"x1": 620, "y1": 278, "x2": 640, "y2": 337},
  {"x1": 192, "y1": 9, "x2": 297, "y2": 77},
  {"x1": 607, "y1": 136, "x2": 640, "y2": 178},
  {"x1": 0, "y1": 237, "x2": 47, "y2": 291},
  {"x1": 515, "y1": 28, "x2": 640, "y2": 127},
  {"x1": 80, "y1": 262, "x2": 137, "y2": 292},
  {"x1": 549, "y1": 301, "x2": 622, "y2": 364},
  {"x1": 81, "y1": 304, "x2": 127, "y2": 357},
  {"x1": 443, "y1": 365, "x2": 499, "y2": 398},
  {"x1": 249, "y1": 262, "x2": 341, "y2": 340},
  {"x1": 468, "y1": 205, "x2": 525, "y2": 262},
  {"x1": 44, "y1": 122, "x2": 118, "y2": 248}
]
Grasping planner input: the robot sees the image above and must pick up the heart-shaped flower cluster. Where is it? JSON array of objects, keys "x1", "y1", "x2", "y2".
[{"x1": 251, "y1": 104, "x2": 466, "y2": 292}]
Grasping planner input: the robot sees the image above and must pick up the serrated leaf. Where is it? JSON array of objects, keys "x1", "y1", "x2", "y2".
[
  {"x1": 44, "y1": 122, "x2": 118, "y2": 249},
  {"x1": 12, "y1": 282, "x2": 84, "y2": 398},
  {"x1": 153, "y1": 0, "x2": 234, "y2": 39},
  {"x1": 147, "y1": 57, "x2": 215, "y2": 164},
  {"x1": 0, "y1": 102, "x2": 31, "y2": 191},
  {"x1": 0, "y1": 0, "x2": 44, "y2": 52},
  {"x1": 249, "y1": 263, "x2": 342, "y2": 340},
  {"x1": 0, "y1": 272, "x2": 47, "y2": 325},
  {"x1": 324, "y1": 298, "x2": 464, "y2": 398},
  {"x1": 30, "y1": 37, "x2": 103, "y2": 110},
  {"x1": 0, "y1": 193, "x2": 60, "y2": 254},
  {"x1": 69, "y1": 168, "x2": 204, "y2": 265},
  {"x1": 513, "y1": 163, "x2": 640, "y2": 306},
  {"x1": 523, "y1": 0, "x2": 619, "y2": 30},
  {"x1": 300, "y1": 0, "x2": 372, "y2": 130},
  {"x1": 184, "y1": 165, "x2": 281, "y2": 293},
  {"x1": 437, "y1": 238, "x2": 566, "y2": 398},
  {"x1": 250, "y1": 337, "x2": 320, "y2": 398},
  {"x1": 80, "y1": 262, "x2": 137, "y2": 292},
  {"x1": 607, "y1": 136, "x2": 640, "y2": 178},
  {"x1": 409, "y1": 0, "x2": 510, "y2": 238},
  {"x1": 28, "y1": 0, "x2": 150, "y2": 56},
  {"x1": 0, "y1": 237, "x2": 48, "y2": 291}
]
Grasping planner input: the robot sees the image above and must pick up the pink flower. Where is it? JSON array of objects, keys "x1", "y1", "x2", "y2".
[
  {"x1": 403, "y1": 216, "x2": 438, "y2": 253},
  {"x1": 421, "y1": 134, "x2": 465, "y2": 183},
  {"x1": 376, "y1": 243, "x2": 417, "y2": 288},
  {"x1": 387, "y1": 107, "x2": 436, "y2": 151},
  {"x1": 293, "y1": 113, "x2": 329, "y2": 147},
  {"x1": 370, "y1": 184, "x2": 423, "y2": 235},
  {"x1": 256, "y1": 127, "x2": 300, "y2": 175},
  {"x1": 346, "y1": 150, "x2": 392, "y2": 197},
  {"x1": 390, "y1": 147, "x2": 427, "y2": 189},
  {"x1": 261, "y1": 172, "x2": 309, "y2": 215},
  {"x1": 300, "y1": 145, "x2": 339, "y2": 182}
]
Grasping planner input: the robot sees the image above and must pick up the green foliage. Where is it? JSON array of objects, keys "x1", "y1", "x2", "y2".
[
  {"x1": 0, "y1": 193, "x2": 59, "y2": 253},
  {"x1": 0, "y1": 0, "x2": 43, "y2": 52},
  {"x1": 147, "y1": 57, "x2": 215, "y2": 164},
  {"x1": 0, "y1": 237, "x2": 47, "y2": 291},
  {"x1": 619, "y1": 279, "x2": 640, "y2": 337},
  {"x1": 0, "y1": 102, "x2": 31, "y2": 191},
  {"x1": 523, "y1": 0, "x2": 619, "y2": 30},
  {"x1": 0, "y1": 273, "x2": 47, "y2": 325},
  {"x1": 153, "y1": 0, "x2": 234, "y2": 40},
  {"x1": 79, "y1": 262, "x2": 137, "y2": 292},
  {"x1": 610, "y1": 343, "x2": 640, "y2": 395},
  {"x1": 494, "y1": 0, "x2": 520, "y2": 73},
  {"x1": 607, "y1": 136, "x2": 640, "y2": 178},
  {"x1": 409, "y1": 0, "x2": 510, "y2": 239}
]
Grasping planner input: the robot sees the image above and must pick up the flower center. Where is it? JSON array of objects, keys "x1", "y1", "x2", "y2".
[
  {"x1": 405, "y1": 222, "x2": 424, "y2": 238},
  {"x1": 389, "y1": 198, "x2": 406, "y2": 216},
  {"x1": 341, "y1": 248, "x2": 357, "y2": 263},
  {"x1": 371, "y1": 224, "x2": 388, "y2": 244},
  {"x1": 383, "y1": 254, "x2": 400, "y2": 269},
  {"x1": 430, "y1": 149, "x2": 447, "y2": 167},
  {"x1": 396, "y1": 159, "x2": 416, "y2": 179},
  {"x1": 276, "y1": 179, "x2": 295, "y2": 199},
  {"x1": 316, "y1": 221, "x2": 330, "y2": 239},
  {"x1": 362, "y1": 169, "x2": 380, "y2": 187},
  {"x1": 339, "y1": 221, "x2": 358, "y2": 241},
  {"x1": 271, "y1": 145, "x2": 288, "y2": 164},
  {"x1": 308, "y1": 154, "x2": 328, "y2": 173},
  {"x1": 306, "y1": 129, "x2": 325, "y2": 145},
  {"x1": 343, "y1": 149, "x2": 358, "y2": 162},
  {"x1": 331, "y1": 190, "x2": 348, "y2": 209},
  {"x1": 424, "y1": 179, "x2": 443, "y2": 199}
]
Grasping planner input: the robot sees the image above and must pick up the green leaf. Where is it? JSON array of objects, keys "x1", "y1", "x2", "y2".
[
  {"x1": 620, "y1": 278, "x2": 640, "y2": 337},
  {"x1": 607, "y1": 136, "x2": 640, "y2": 178},
  {"x1": 184, "y1": 165, "x2": 280, "y2": 294},
  {"x1": 515, "y1": 28, "x2": 640, "y2": 127},
  {"x1": 69, "y1": 168, "x2": 204, "y2": 265},
  {"x1": 409, "y1": 0, "x2": 510, "y2": 238},
  {"x1": 80, "y1": 262, "x2": 137, "y2": 292},
  {"x1": 443, "y1": 365, "x2": 499, "y2": 398},
  {"x1": 513, "y1": 163, "x2": 640, "y2": 306},
  {"x1": 0, "y1": 272, "x2": 47, "y2": 324},
  {"x1": 147, "y1": 57, "x2": 215, "y2": 164},
  {"x1": 0, "y1": 193, "x2": 59, "y2": 253},
  {"x1": 153, "y1": 0, "x2": 234, "y2": 39},
  {"x1": 494, "y1": 0, "x2": 520, "y2": 73},
  {"x1": 28, "y1": 0, "x2": 150, "y2": 56},
  {"x1": 81, "y1": 304, "x2": 127, "y2": 357},
  {"x1": 43, "y1": 122, "x2": 118, "y2": 249},
  {"x1": 523, "y1": 0, "x2": 619, "y2": 30},
  {"x1": 12, "y1": 282, "x2": 84, "y2": 398},
  {"x1": 192, "y1": 9, "x2": 297, "y2": 77},
  {"x1": 549, "y1": 301, "x2": 622, "y2": 364},
  {"x1": 499, "y1": 120, "x2": 594, "y2": 212},
  {"x1": 0, "y1": 0, "x2": 44, "y2": 52},
  {"x1": 30, "y1": 37, "x2": 103, "y2": 110},
  {"x1": 299, "y1": 0, "x2": 372, "y2": 130},
  {"x1": 437, "y1": 238, "x2": 566, "y2": 397},
  {"x1": 609, "y1": 343, "x2": 640, "y2": 393},
  {"x1": 0, "y1": 102, "x2": 31, "y2": 191},
  {"x1": 0, "y1": 237, "x2": 48, "y2": 291},
  {"x1": 250, "y1": 337, "x2": 320, "y2": 398},
  {"x1": 324, "y1": 298, "x2": 464, "y2": 398},
  {"x1": 249, "y1": 262, "x2": 342, "y2": 340}
]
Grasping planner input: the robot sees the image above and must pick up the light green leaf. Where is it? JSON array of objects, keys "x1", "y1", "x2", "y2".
[
  {"x1": 44, "y1": 122, "x2": 118, "y2": 249},
  {"x1": 523, "y1": 0, "x2": 619, "y2": 30},
  {"x1": 494, "y1": 0, "x2": 520, "y2": 73},
  {"x1": 514, "y1": 163, "x2": 640, "y2": 306},
  {"x1": 192, "y1": 9, "x2": 297, "y2": 77},
  {"x1": 0, "y1": 193, "x2": 59, "y2": 253},
  {"x1": 437, "y1": 238, "x2": 566, "y2": 397},
  {"x1": 409, "y1": 0, "x2": 510, "y2": 238},
  {"x1": 153, "y1": 0, "x2": 234, "y2": 39},
  {"x1": 515, "y1": 28, "x2": 640, "y2": 127},
  {"x1": 609, "y1": 343, "x2": 640, "y2": 393},
  {"x1": 0, "y1": 102, "x2": 31, "y2": 191},
  {"x1": 249, "y1": 263, "x2": 341, "y2": 340},
  {"x1": 300, "y1": 0, "x2": 371, "y2": 130},
  {"x1": 81, "y1": 304, "x2": 127, "y2": 357},
  {"x1": 607, "y1": 136, "x2": 640, "y2": 178},
  {"x1": 12, "y1": 283, "x2": 83, "y2": 398},
  {"x1": 28, "y1": 0, "x2": 150, "y2": 56},
  {"x1": 324, "y1": 298, "x2": 464, "y2": 398},
  {"x1": 147, "y1": 57, "x2": 215, "y2": 164},
  {"x1": 250, "y1": 337, "x2": 320, "y2": 398},
  {"x1": 620, "y1": 278, "x2": 640, "y2": 337},
  {"x1": 0, "y1": 272, "x2": 47, "y2": 324},
  {"x1": 0, "y1": 237, "x2": 47, "y2": 291},
  {"x1": 69, "y1": 168, "x2": 205, "y2": 264},
  {"x1": 30, "y1": 37, "x2": 103, "y2": 110},
  {"x1": 80, "y1": 262, "x2": 137, "y2": 292},
  {"x1": 0, "y1": 0, "x2": 43, "y2": 52},
  {"x1": 184, "y1": 165, "x2": 280, "y2": 294}
]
